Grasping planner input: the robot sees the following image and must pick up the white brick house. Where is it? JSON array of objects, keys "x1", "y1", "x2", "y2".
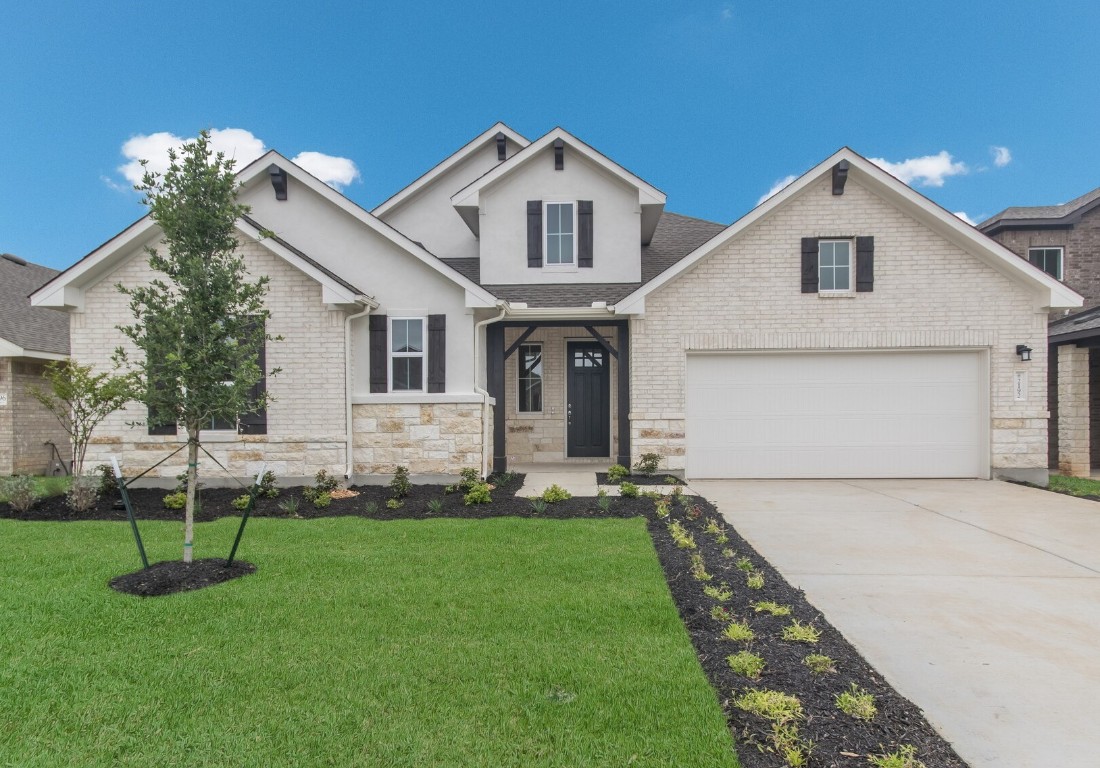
[{"x1": 32, "y1": 125, "x2": 1080, "y2": 484}]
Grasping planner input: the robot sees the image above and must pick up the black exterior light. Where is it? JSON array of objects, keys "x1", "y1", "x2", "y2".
[{"x1": 1016, "y1": 344, "x2": 1033, "y2": 362}]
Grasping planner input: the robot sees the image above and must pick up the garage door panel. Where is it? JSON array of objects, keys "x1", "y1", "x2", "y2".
[{"x1": 686, "y1": 351, "x2": 986, "y2": 479}]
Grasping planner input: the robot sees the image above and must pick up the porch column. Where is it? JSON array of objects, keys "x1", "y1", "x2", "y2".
[
  {"x1": 1057, "y1": 344, "x2": 1090, "y2": 477},
  {"x1": 617, "y1": 320, "x2": 631, "y2": 467},
  {"x1": 486, "y1": 323, "x2": 507, "y2": 475}
]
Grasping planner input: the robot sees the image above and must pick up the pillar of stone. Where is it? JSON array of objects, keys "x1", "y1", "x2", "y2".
[{"x1": 1057, "y1": 345, "x2": 1091, "y2": 476}]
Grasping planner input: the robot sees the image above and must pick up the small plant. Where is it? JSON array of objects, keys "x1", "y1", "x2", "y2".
[
  {"x1": 385, "y1": 497, "x2": 403, "y2": 510},
  {"x1": 733, "y1": 688, "x2": 803, "y2": 724},
  {"x1": 835, "y1": 683, "x2": 877, "y2": 721},
  {"x1": 726, "y1": 650, "x2": 765, "y2": 679},
  {"x1": 492, "y1": 470, "x2": 517, "y2": 487},
  {"x1": 670, "y1": 485, "x2": 684, "y2": 505},
  {"x1": 529, "y1": 498, "x2": 548, "y2": 514},
  {"x1": 162, "y1": 491, "x2": 186, "y2": 510},
  {"x1": 606, "y1": 463, "x2": 629, "y2": 483},
  {"x1": 685, "y1": 503, "x2": 703, "y2": 520},
  {"x1": 782, "y1": 620, "x2": 821, "y2": 644},
  {"x1": 312, "y1": 491, "x2": 332, "y2": 509},
  {"x1": 618, "y1": 481, "x2": 639, "y2": 498},
  {"x1": 303, "y1": 469, "x2": 340, "y2": 502},
  {"x1": 278, "y1": 496, "x2": 301, "y2": 517},
  {"x1": 257, "y1": 470, "x2": 279, "y2": 498},
  {"x1": 710, "y1": 605, "x2": 733, "y2": 622},
  {"x1": 633, "y1": 452, "x2": 662, "y2": 476},
  {"x1": 703, "y1": 518, "x2": 721, "y2": 535},
  {"x1": 735, "y1": 556, "x2": 754, "y2": 572},
  {"x1": 363, "y1": 501, "x2": 380, "y2": 516},
  {"x1": 540, "y1": 484, "x2": 571, "y2": 503},
  {"x1": 868, "y1": 744, "x2": 925, "y2": 768},
  {"x1": 389, "y1": 465, "x2": 411, "y2": 499},
  {"x1": 95, "y1": 463, "x2": 118, "y2": 495},
  {"x1": 231, "y1": 494, "x2": 251, "y2": 511},
  {"x1": 595, "y1": 495, "x2": 612, "y2": 513},
  {"x1": 667, "y1": 520, "x2": 696, "y2": 549},
  {"x1": 802, "y1": 653, "x2": 836, "y2": 675},
  {"x1": 689, "y1": 553, "x2": 712, "y2": 581},
  {"x1": 722, "y1": 620, "x2": 755, "y2": 643},
  {"x1": 703, "y1": 583, "x2": 733, "y2": 602},
  {"x1": 746, "y1": 571, "x2": 765, "y2": 590},
  {"x1": 721, "y1": 547, "x2": 735, "y2": 558},
  {"x1": 771, "y1": 723, "x2": 813, "y2": 768},
  {"x1": 66, "y1": 475, "x2": 99, "y2": 514},
  {"x1": 663, "y1": 475, "x2": 683, "y2": 485},
  {"x1": 463, "y1": 482, "x2": 492, "y2": 506},
  {"x1": 654, "y1": 498, "x2": 671, "y2": 518},
  {"x1": 751, "y1": 601, "x2": 791, "y2": 616},
  {"x1": 426, "y1": 498, "x2": 444, "y2": 514}
]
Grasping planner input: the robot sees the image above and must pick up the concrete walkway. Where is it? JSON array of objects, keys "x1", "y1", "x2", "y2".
[
  {"x1": 693, "y1": 478, "x2": 1100, "y2": 768},
  {"x1": 514, "y1": 462, "x2": 696, "y2": 498}
]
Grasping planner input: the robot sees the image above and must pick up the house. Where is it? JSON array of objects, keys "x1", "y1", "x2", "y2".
[
  {"x1": 31, "y1": 124, "x2": 1080, "y2": 485},
  {"x1": 980, "y1": 188, "x2": 1100, "y2": 476},
  {"x1": 0, "y1": 253, "x2": 71, "y2": 475}
]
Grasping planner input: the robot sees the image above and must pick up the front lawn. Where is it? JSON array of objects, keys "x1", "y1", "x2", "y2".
[
  {"x1": 0, "y1": 516, "x2": 738, "y2": 767},
  {"x1": 1047, "y1": 473, "x2": 1100, "y2": 497}
]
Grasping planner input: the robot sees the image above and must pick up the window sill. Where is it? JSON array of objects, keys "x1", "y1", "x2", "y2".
[
  {"x1": 818, "y1": 292, "x2": 856, "y2": 299},
  {"x1": 542, "y1": 264, "x2": 578, "y2": 273}
]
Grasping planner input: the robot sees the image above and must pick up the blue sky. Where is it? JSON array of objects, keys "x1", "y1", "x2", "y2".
[{"x1": 3, "y1": 1, "x2": 1098, "y2": 270}]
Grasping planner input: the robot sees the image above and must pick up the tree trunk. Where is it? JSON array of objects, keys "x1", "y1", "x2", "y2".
[{"x1": 184, "y1": 428, "x2": 199, "y2": 563}]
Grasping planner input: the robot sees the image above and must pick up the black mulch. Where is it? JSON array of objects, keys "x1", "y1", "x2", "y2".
[
  {"x1": 109, "y1": 558, "x2": 256, "y2": 597},
  {"x1": 6, "y1": 472, "x2": 966, "y2": 766},
  {"x1": 595, "y1": 472, "x2": 685, "y2": 486}
]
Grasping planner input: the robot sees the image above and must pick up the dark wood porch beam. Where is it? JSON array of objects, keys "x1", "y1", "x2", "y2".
[
  {"x1": 503, "y1": 326, "x2": 538, "y2": 360},
  {"x1": 486, "y1": 323, "x2": 507, "y2": 475},
  {"x1": 584, "y1": 325, "x2": 618, "y2": 359},
  {"x1": 616, "y1": 320, "x2": 630, "y2": 468}
]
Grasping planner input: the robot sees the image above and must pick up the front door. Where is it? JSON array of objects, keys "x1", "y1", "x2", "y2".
[{"x1": 567, "y1": 341, "x2": 611, "y2": 457}]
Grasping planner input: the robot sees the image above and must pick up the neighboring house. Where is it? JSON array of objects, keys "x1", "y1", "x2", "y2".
[
  {"x1": 0, "y1": 253, "x2": 71, "y2": 475},
  {"x1": 32, "y1": 124, "x2": 1079, "y2": 485},
  {"x1": 980, "y1": 188, "x2": 1100, "y2": 476}
]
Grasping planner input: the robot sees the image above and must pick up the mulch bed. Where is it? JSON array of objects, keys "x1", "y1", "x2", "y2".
[
  {"x1": 109, "y1": 558, "x2": 256, "y2": 597},
  {"x1": 5, "y1": 473, "x2": 966, "y2": 766},
  {"x1": 595, "y1": 472, "x2": 685, "y2": 486}
]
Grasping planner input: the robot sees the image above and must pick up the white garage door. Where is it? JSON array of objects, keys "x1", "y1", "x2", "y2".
[{"x1": 685, "y1": 350, "x2": 988, "y2": 479}]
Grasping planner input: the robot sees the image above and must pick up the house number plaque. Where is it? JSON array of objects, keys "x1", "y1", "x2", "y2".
[{"x1": 1013, "y1": 371, "x2": 1027, "y2": 402}]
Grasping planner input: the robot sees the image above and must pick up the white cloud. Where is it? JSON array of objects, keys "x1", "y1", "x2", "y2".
[
  {"x1": 868, "y1": 151, "x2": 968, "y2": 187},
  {"x1": 721, "y1": 6, "x2": 733, "y2": 21},
  {"x1": 113, "y1": 128, "x2": 359, "y2": 191},
  {"x1": 991, "y1": 145, "x2": 1012, "y2": 168},
  {"x1": 757, "y1": 174, "x2": 798, "y2": 205},
  {"x1": 292, "y1": 151, "x2": 361, "y2": 190},
  {"x1": 953, "y1": 211, "x2": 977, "y2": 226}
]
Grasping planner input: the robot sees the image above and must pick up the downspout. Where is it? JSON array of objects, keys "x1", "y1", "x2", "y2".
[
  {"x1": 474, "y1": 302, "x2": 508, "y2": 479},
  {"x1": 345, "y1": 296, "x2": 378, "y2": 480}
]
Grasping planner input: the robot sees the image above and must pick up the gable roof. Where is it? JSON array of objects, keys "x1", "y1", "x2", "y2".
[
  {"x1": 449, "y1": 127, "x2": 667, "y2": 242},
  {"x1": 372, "y1": 122, "x2": 529, "y2": 217},
  {"x1": 615, "y1": 147, "x2": 1083, "y2": 314},
  {"x1": 979, "y1": 185, "x2": 1100, "y2": 234},
  {"x1": 0, "y1": 254, "x2": 69, "y2": 357}
]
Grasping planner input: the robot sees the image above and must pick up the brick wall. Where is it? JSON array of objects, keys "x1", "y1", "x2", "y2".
[
  {"x1": 0, "y1": 358, "x2": 73, "y2": 475},
  {"x1": 632, "y1": 176, "x2": 1049, "y2": 477}
]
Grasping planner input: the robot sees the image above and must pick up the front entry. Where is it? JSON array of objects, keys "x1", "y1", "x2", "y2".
[{"x1": 567, "y1": 341, "x2": 611, "y2": 457}]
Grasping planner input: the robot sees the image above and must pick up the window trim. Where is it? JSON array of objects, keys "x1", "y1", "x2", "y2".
[
  {"x1": 818, "y1": 239, "x2": 853, "y2": 294},
  {"x1": 544, "y1": 201, "x2": 577, "y2": 269},
  {"x1": 388, "y1": 316, "x2": 427, "y2": 392},
  {"x1": 517, "y1": 342, "x2": 544, "y2": 414},
  {"x1": 1028, "y1": 246, "x2": 1064, "y2": 281}
]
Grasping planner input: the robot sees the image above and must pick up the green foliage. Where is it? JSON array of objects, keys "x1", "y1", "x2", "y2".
[
  {"x1": 721, "y1": 620, "x2": 755, "y2": 642},
  {"x1": 802, "y1": 654, "x2": 836, "y2": 675},
  {"x1": 733, "y1": 688, "x2": 804, "y2": 724},
  {"x1": 277, "y1": 496, "x2": 300, "y2": 518},
  {"x1": 311, "y1": 492, "x2": 332, "y2": 509},
  {"x1": 66, "y1": 476, "x2": 100, "y2": 514},
  {"x1": 781, "y1": 620, "x2": 821, "y2": 644},
  {"x1": 868, "y1": 745, "x2": 925, "y2": 768},
  {"x1": 303, "y1": 469, "x2": 340, "y2": 502},
  {"x1": 667, "y1": 520, "x2": 696, "y2": 549},
  {"x1": 163, "y1": 491, "x2": 186, "y2": 510},
  {"x1": 771, "y1": 723, "x2": 813, "y2": 768},
  {"x1": 735, "y1": 556, "x2": 754, "y2": 572},
  {"x1": 390, "y1": 466, "x2": 412, "y2": 499},
  {"x1": 95, "y1": 464, "x2": 118, "y2": 496},
  {"x1": 463, "y1": 482, "x2": 492, "y2": 506},
  {"x1": 726, "y1": 650, "x2": 765, "y2": 680},
  {"x1": 721, "y1": 548, "x2": 735, "y2": 559},
  {"x1": 690, "y1": 553, "x2": 712, "y2": 581},
  {"x1": 540, "y1": 484, "x2": 571, "y2": 503},
  {"x1": 633, "y1": 452, "x2": 662, "y2": 476},
  {"x1": 458, "y1": 467, "x2": 480, "y2": 491},
  {"x1": 363, "y1": 501, "x2": 380, "y2": 516},
  {"x1": 835, "y1": 683, "x2": 877, "y2": 721},
  {"x1": 595, "y1": 495, "x2": 612, "y2": 513},
  {"x1": 26, "y1": 360, "x2": 135, "y2": 476},
  {"x1": 385, "y1": 498, "x2": 404, "y2": 510},
  {"x1": 746, "y1": 571, "x2": 765, "y2": 590},
  {"x1": 703, "y1": 583, "x2": 733, "y2": 602},
  {"x1": 529, "y1": 498, "x2": 548, "y2": 514},
  {"x1": 654, "y1": 498, "x2": 671, "y2": 518},
  {"x1": 663, "y1": 475, "x2": 683, "y2": 485},
  {"x1": 426, "y1": 498, "x2": 444, "y2": 515},
  {"x1": 231, "y1": 494, "x2": 252, "y2": 511},
  {"x1": 710, "y1": 605, "x2": 732, "y2": 622},
  {"x1": 1047, "y1": 474, "x2": 1100, "y2": 497},
  {"x1": 751, "y1": 601, "x2": 791, "y2": 616},
  {"x1": 618, "y1": 481, "x2": 639, "y2": 498},
  {"x1": 0, "y1": 476, "x2": 39, "y2": 513},
  {"x1": 606, "y1": 464, "x2": 630, "y2": 483},
  {"x1": 257, "y1": 470, "x2": 279, "y2": 499}
]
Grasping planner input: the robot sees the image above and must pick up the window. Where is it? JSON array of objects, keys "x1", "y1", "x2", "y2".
[
  {"x1": 819, "y1": 240, "x2": 852, "y2": 292},
  {"x1": 518, "y1": 344, "x2": 543, "y2": 412},
  {"x1": 545, "y1": 202, "x2": 575, "y2": 265},
  {"x1": 1028, "y1": 247, "x2": 1063, "y2": 280},
  {"x1": 390, "y1": 317, "x2": 425, "y2": 391}
]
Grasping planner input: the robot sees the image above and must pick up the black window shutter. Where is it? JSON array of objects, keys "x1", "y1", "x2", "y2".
[
  {"x1": 578, "y1": 200, "x2": 594, "y2": 268},
  {"x1": 427, "y1": 314, "x2": 446, "y2": 393},
  {"x1": 147, "y1": 369, "x2": 177, "y2": 435},
  {"x1": 527, "y1": 200, "x2": 543, "y2": 268},
  {"x1": 856, "y1": 236, "x2": 875, "y2": 292},
  {"x1": 801, "y1": 237, "x2": 819, "y2": 293},
  {"x1": 369, "y1": 314, "x2": 388, "y2": 393},
  {"x1": 239, "y1": 327, "x2": 267, "y2": 435}
]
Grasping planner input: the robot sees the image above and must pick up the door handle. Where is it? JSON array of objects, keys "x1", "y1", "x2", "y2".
[{"x1": 567, "y1": 402, "x2": 572, "y2": 425}]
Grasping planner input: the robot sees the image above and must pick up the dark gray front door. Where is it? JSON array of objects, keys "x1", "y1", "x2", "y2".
[{"x1": 567, "y1": 341, "x2": 610, "y2": 457}]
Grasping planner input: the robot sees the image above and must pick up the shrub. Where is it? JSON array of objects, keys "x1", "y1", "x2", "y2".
[
  {"x1": 690, "y1": 553, "x2": 712, "y2": 581},
  {"x1": 426, "y1": 498, "x2": 444, "y2": 514},
  {"x1": 278, "y1": 496, "x2": 301, "y2": 517},
  {"x1": 868, "y1": 745, "x2": 925, "y2": 768},
  {"x1": 606, "y1": 464, "x2": 629, "y2": 483},
  {"x1": 529, "y1": 498, "x2": 548, "y2": 514},
  {"x1": 751, "y1": 601, "x2": 791, "y2": 616},
  {"x1": 95, "y1": 464, "x2": 118, "y2": 496},
  {"x1": 835, "y1": 683, "x2": 877, "y2": 721},
  {"x1": 733, "y1": 688, "x2": 803, "y2": 724},
  {"x1": 663, "y1": 475, "x2": 683, "y2": 485},
  {"x1": 389, "y1": 466, "x2": 411, "y2": 499},
  {"x1": 540, "y1": 484, "x2": 571, "y2": 503},
  {"x1": 257, "y1": 470, "x2": 279, "y2": 498},
  {"x1": 385, "y1": 498, "x2": 403, "y2": 510},
  {"x1": 618, "y1": 481, "x2": 639, "y2": 498},
  {"x1": 633, "y1": 452, "x2": 661, "y2": 476},
  {"x1": 726, "y1": 650, "x2": 765, "y2": 679},
  {"x1": 703, "y1": 583, "x2": 733, "y2": 602},
  {"x1": 163, "y1": 491, "x2": 186, "y2": 510},
  {"x1": 781, "y1": 620, "x2": 821, "y2": 644},
  {"x1": 463, "y1": 482, "x2": 492, "y2": 506},
  {"x1": 231, "y1": 494, "x2": 252, "y2": 511},
  {"x1": 458, "y1": 467, "x2": 480, "y2": 492},
  {"x1": 303, "y1": 469, "x2": 340, "y2": 502},
  {"x1": 65, "y1": 475, "x2": 99, "y2": 514},
  {"x1": 802, "y1": 654, "x2": 836, "y2": 675},
  {"x1": 311, "y1": 492, "x2": 332, "y2": 509},
  {"x1": 722, "y1": 620, "x2": 754, "y2": 642}
]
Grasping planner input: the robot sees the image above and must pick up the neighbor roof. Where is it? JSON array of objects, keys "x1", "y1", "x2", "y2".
[
  {"x1": 979, "y1": 185, "x2": 1100, "y2": 234},
  {"x1": 1049, "y1": 304, "x2": 1100, "y2": 344},
  {"x1": 0, "y1": 254, "x2": 69, "y2": 356}
]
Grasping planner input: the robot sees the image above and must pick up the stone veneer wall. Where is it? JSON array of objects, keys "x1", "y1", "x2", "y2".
[
  {"x1": 0, "y1": 358, "x2": 72, "y2": 475},
  {"x1": 352, "y1": 402, "x2": 483, "y2": 475},
  {"x1": 631, "y1": 176, "x2": 1050, "y2": 478}
]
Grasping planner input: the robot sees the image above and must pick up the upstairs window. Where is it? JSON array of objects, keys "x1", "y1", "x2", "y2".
[
  {"x1": 518, "y1": 344, "x2": 543, "y2": 413},
  {"x1": 818, "y1": 240, "x2": 852, "y2": 292},
  {"x1": 1028, "y1": 247, "x2": 1063, "y2": 280},
  {"x1": 390, "y1": 317, "x2": 425, "y2": 391},
  {"x1": 545, "y1": 202, "x2": 575, "y2": 265}
]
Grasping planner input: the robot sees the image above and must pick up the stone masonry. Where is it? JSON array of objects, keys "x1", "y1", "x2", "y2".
[
  {"x1": 1057, "y1": 345, "x2": 1090, "y2": 475},
  {"x1": 352, "y1": 402, "x2": 482, "y2": 475}
]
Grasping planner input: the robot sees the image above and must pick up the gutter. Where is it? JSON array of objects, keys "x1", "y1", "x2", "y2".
[
  {"x1": 473, "y1": 302, "x2": 508, "y2": 479},
  {"x1": 344, "y1": 295, "x2": 379, "y2": 480}
]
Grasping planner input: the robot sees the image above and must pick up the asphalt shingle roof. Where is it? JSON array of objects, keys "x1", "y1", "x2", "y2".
[
  {"x1": 0, "y1": 254, "x2": 69, "y2": 355},
  {"x1": 980, "y1": 186, "x2": 1100, "y2": 230}
]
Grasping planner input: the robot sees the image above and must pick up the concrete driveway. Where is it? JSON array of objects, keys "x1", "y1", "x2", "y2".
[{"x1": 692, "y1": 479, "x2": 1100, "y2": 768}]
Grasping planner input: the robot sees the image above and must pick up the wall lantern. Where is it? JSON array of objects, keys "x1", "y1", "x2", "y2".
[{"x1": 1016, "y1": 344, "x2": 1033, "y2": 362}]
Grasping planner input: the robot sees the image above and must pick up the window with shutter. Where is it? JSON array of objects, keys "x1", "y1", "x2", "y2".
[
  {"x1": 527, "y1": 201, "x2": 543, "y2": 268},
  {"x1": 578, "y1": 200, "x2": 593, "y2": 268}
]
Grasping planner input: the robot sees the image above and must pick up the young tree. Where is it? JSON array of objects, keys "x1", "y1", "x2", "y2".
[
  {"x1": 26, "y1": 360, "x2": 135, "y2": 476},
  {"x1": 116, "y1": 130, "x2": 276, "y2": 563}
]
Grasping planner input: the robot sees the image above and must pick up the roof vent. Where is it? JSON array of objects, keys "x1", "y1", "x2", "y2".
[
  {"x1": 269, "y1": 165, "x2": 288, "y2": 201},
  {"x1": 1, "y1": 253, "x2": 27, "y2": 266},
  {"x1": 832, "y1": 160, "x2": 849, "y2": 195},
  {"x1": 554, "y1": 139, "x2": 564, "y2": 170},
  {"x1": 495, "y1": 132, "x2": 507, "y2": 161}
]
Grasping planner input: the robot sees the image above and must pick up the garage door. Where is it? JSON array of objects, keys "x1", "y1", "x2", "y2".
[{"x1": 685, "y1": 350, "x2": 987, "y2": 479}]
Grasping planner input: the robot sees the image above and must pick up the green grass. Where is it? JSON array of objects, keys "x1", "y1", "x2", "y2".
[
  {"x1": 1048, "y1": 474, "x2": 1100, "y2": 497},
  {"x1": 0, "y1": 475, "x2": 70, "y2": 502},
  {"x1": 0, "y1": 516, "x2": 738, "y2": 767}
]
